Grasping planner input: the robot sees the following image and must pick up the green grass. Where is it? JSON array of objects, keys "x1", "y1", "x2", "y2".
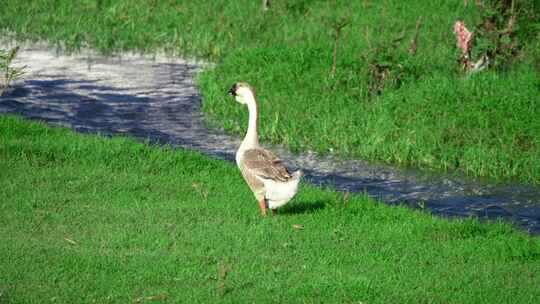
[
  {"x1": 1, "y1": 0, "x2": 539, "y2": 184},
  {"x1": 1, "y1": 2, "x2": 539, "y2": 302},
  {"x1": 1, "y1": 115, "x2": 540, "y2": 303}
]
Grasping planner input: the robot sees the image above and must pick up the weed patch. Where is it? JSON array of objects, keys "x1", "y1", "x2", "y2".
[{"x1": 0, "y1": 46, "x2": 25, "y2": 96}]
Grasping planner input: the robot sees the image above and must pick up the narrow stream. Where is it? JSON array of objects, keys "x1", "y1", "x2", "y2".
[{"x1": 2, "y1": 43, "x2": 539, "y2": 234}]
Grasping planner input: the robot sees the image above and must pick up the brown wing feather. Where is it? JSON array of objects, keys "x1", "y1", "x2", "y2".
[{"x1": 241, "y1": 148, "x2": 292, "y2": 182}]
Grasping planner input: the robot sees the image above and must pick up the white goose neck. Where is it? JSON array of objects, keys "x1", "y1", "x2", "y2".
[{"x1": 241, "y1": 94, "x2": 260, "y2": 150}]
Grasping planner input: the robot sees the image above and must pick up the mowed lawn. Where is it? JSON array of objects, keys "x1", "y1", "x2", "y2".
[{"x1": 1, "y1": 116, "x2": 539, "y2": 303}]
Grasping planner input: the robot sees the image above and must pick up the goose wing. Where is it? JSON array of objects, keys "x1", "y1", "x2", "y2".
[{"x1": 241, "y1": 148, "x2": 292, "y2": 182}]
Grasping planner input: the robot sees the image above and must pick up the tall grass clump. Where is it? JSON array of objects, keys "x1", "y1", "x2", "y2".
[
  {"x1": 0, "y1": 46, "x2": 25, "y2": 96},
  {"x1": 1, "y1": 0, "x2": 539, "y2": 183}
]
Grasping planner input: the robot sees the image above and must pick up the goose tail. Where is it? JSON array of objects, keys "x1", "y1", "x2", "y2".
[{"x1": 292, "y1": 169, "x2": 303, "y2": 180}]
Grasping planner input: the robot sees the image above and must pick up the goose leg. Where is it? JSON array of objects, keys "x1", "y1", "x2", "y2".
[
  {"x1": 271, "y1": 208, "x2": 278, "y2": 216},
  {"x1": 258, "y1": 198, "x2": 268, "y2": 216}
]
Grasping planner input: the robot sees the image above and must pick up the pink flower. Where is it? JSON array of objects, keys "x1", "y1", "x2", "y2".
[{"x1": 453, "y1": 21, "x2": 472, "y2": 55}]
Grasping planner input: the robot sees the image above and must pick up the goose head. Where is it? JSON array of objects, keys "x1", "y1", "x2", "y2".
[{"x1": 228, "y1": 82, "x2": 256, "y2": 105}]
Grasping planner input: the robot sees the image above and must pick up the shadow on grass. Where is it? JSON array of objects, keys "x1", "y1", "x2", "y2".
[{"x1": 280, "y1": 200, "x2": 327, "y2": 215}]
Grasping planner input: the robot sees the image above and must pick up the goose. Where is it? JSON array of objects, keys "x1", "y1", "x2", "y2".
[{"x1": 228, "y1": 82, "x2": 302, "y2": 216}]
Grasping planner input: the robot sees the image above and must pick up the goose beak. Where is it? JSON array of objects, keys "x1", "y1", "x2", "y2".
[{"x1": 227, "y1": 84, "x2": 237, "y2": 96}]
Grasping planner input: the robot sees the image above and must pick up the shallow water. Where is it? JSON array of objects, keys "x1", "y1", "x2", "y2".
[{"x1": 2, "y1": 43, "x2": 539, "y2": 234}]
